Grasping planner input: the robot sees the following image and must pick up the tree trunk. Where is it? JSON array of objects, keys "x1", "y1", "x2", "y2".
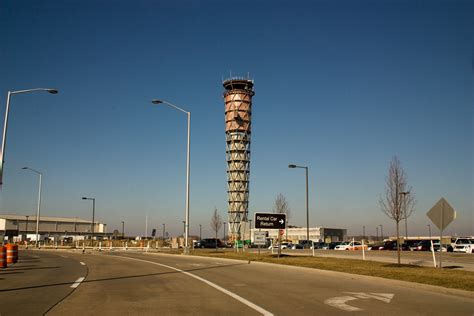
[
  {"x1": 215, "y1": 231, "x2": 218, "y2": 251},
  {"x1": 396, "y1": 221, "x2": 400, "y2": 265}
]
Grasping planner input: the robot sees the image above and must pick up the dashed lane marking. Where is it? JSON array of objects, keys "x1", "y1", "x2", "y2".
[
  {"x1": 80, "y1": 262, "x2": 86, "y2": 265},
  {"x1": 70, "y1": 277, "x2": 85, "y2": 288}
]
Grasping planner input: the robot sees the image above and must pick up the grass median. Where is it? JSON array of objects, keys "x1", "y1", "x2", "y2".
[{"x1": 191, "y1": 250, "x2": 474, "y2": 292}]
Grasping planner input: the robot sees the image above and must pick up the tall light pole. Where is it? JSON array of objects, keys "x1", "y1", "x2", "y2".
[
  {"x1": 199, "y1": 224, "x2": 202, "y2": 241},
  {"x1": 162, "y1": 223, "x2": 165, "y2": 241},
  {"x1": 427, "y1": 224, "x2": 431, "y2": 239},
  {"x1": 363, "y1": 225, "x2": 365, "y2": 241},
  {"x1": 25, "y1": 215, "x2": 29, "y2": 247},
  {"x1": 121, "y1": 221, "x2": 125, "y2": 238},
  {"x1": 22, "y1": 167, "x2": 43, "y2": 247},
  {"x1": 82, "y1": 197, "x2": 96, "y2": 240},
  {"x1": 152, "y1": 99, "x2": 191, "y2": 254},
  {"x1": 223, "y1": 222, "x2": 226, "y2": 242},
  {"x1": 1, "y1": 88, "x2": 58, "y2": 186},
  {"x1": 288, "y1": 164, "x2": 310, "y2": 247},
  {"x1": 400, "y1": 191, "x2": 410, "y2": 240},
  {"x1": 376, "y1": 226, "x2": 379, "y2": 242},
  {"x1": 379, "y1": 224, "x2": 384, "y2": 242}
]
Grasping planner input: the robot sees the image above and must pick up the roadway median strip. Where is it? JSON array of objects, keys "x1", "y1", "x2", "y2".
[{"x1": 115, "y1": 255, "x2": 274, "y2": 316}]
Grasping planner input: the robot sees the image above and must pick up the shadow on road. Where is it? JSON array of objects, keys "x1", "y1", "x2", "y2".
[{"x1": 0, "y1": 261, "x2": 244, "y2": 293}]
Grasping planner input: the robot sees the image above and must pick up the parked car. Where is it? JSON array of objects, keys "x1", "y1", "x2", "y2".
[
  {"x1": 368, "y1": 243, "x2": 384, "y2": 250},
  {"x1": 328, "y1": 242, "x2": 342, "y2": 250},
  {"x1": 310, "y1": 242, "x2": 329, "y2": 250},
  {"x1": 452, "y1": 238, "x2": 473, "y2": 253},
  {"x1": 335, "y1": 241, "x2": 368, "y2": 251},
  {"x1": 290, "y1": 243, "x2": 304, "y2": 249},
  {"x1": 410, "y1": 240, "x2": 431, "y2": 251},
  {"x1": 378, "y1": 240, "x2": 409, "y2": 251},
  {"x1": 268, "y1": 242, "x2": 291, "y2": 249},
  {"x1": 195, "y1": 238, "x2": 226, "y2": 248},
  {"x1": 298, "y1": 240, "x2": 313, "y2": 248}
]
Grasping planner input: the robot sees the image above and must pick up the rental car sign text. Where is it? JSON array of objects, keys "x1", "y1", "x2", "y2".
[{"x1": 254, "y1": 213, "x2": 286, "y2": 229}]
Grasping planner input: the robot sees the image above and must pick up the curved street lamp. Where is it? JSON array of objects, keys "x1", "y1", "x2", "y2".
[
  {"x1": 1, "y1": 88, "x2": 58, "y2": 186},
  {"x1": 22, "y1": 167, "x2": 43, "y2": 247},
  {"x1": 152, "y1": 99, "x2": 191, "y2": 255}
]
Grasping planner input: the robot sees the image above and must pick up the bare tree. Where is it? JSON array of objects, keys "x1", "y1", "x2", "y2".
[
  {"x1": 379, "y1": 156, "x2": 416, "y2": 264},
  {"x1": 210, "y1": 207, "x2": 223, "y2": 250},
  {"x1": 273, "y1": 193, "x2": 291, "y2": 242}
]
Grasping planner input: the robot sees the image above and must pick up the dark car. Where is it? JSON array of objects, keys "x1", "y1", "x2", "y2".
[
  {"x1": 195, "y1": 238, "x2": 226, "y2": 248},
  {"x1": 328, "y1": 242, "x2": 342, "y2": 250},
  {"x1": 379, "y1": 240, "x2": 410, "y2": 251},
  {"x1": 411, "y1": 240, "x2": 431, "y2": 251},
  {"x1": 298, "y1": 240, "x2": 313, "y2": 248}
]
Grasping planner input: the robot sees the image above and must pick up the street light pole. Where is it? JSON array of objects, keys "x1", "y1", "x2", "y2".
[
  {"x1": 379, "y1": 224, "x2": 384, "y2": 242},
  {"x1": 1, "y1": 88, "x2": 58, "y2": 186},
  {"x1": 376, "y1": 226, "x2": 379, "y2": 242},
  {"x1": 400, "y1": 191, "x2": 410, "y2": 240},
  {"x1": 152, "y1": 99, "x2": 191, "y2": 255},
  {"x1": 288, "y1": 164, "x2": 310, "y2": 247},
  {"x1": 199, "y1": 224, "x2": 202, "y2": 241},
  {"x1": 25, "y1": 215, "x2": 29, "y2": 248},
  {"x1": 427, "y1": 224, "x2": 431, "y2": 239},
  {"x1": 82, "y1": 197, "x2": 96, "y2": 240},
  {"x1": 162, "y1": 223, "x2": 165, "y2": 241},
  {"x1": 223, "y1": 222, "x2": 226, "y2": 242},
  {"x1": 122, "y1": 221, "x2": 125, "y2": 238},
  {"x1": 22, "y1": 167, "x2": 42, "y2": 247}
]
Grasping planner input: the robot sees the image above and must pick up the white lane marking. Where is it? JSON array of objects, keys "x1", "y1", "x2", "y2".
[
  {"x1": 70, "y1": 277, "x2": 85, "y2": 288},
  {"x1": 346, "y1": 292, "x2": 394, "y2": 303},
  {"x1": 80, "y1": 262, "x2": 86, "y2": 265},
  {"x1": 118, "y1": 256, "x2": 273, "y2": 316},
  {"x1": 325, "y1": 296, "x2": 361, "y2": 312},
  {"x1": 325, "y1": 292, "x2": 395, "y2": 312}
]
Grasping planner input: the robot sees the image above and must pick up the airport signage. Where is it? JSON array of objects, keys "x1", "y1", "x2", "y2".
[
  {"x1": 254, "y1": 213, "x2": 286, "y2": 229},
  {"x1": 253, "y1": 231, "x2": 267, "y2": 245}
]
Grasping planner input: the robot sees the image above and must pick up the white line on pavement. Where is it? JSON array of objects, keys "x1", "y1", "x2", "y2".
[
  {"x1": 117, "y1": 256, "x2": 274, "y2": 316},
  {"x1": 80, "y1": 262, "x2": 86, "y2": 265},
  {"x1": 70, "y1": 277, "x2": 85, "y2": 288}
]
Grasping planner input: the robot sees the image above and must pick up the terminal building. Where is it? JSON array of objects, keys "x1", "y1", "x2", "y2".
[{"x1": 0, "y1": 214, "x2": 107, "y2": 242}]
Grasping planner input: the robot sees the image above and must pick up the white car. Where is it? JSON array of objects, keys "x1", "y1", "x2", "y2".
[
  {"x1": 452, "y1": 238, "x2": 473, "y2": 253},
  {"x1": 268, "y1": 242, "x2": 291, "y2": 249},
  {"x1": 334, "y1": 241, "x2": 367, "y2": 251}
]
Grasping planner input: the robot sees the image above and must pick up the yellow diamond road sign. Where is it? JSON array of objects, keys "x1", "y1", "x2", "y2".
[{"x1": 426, "y1": 198, "x2": 456, "y2": 231}]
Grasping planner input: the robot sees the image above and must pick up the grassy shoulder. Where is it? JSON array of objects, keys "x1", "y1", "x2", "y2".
[{"x1": 191, "y1": 250, "x2": 474, "y2": 292}]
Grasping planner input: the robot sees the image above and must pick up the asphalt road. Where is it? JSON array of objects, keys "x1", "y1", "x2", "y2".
[{"x1": 1, "y1": 250, "x2": 472, "y2": 315}]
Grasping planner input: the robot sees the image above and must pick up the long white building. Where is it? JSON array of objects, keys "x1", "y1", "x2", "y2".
[{"x1": 0, "y1": 214, "x2": 107, "y2": 241}]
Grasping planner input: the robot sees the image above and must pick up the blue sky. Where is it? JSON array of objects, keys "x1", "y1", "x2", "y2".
[{"x1": 0, "y1": 0, "x2": 472, "y2": 238}]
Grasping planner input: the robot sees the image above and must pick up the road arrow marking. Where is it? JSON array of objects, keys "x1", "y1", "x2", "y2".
[
  {"x1": 346, "y1": 292, "x2": 394, "y2": 303},
  {"x1": 324, "y1": 296, "x2": 361, "y2": 312},
  {"x1": 325, "y1": 292, "x2": 394, "y2": 311}
]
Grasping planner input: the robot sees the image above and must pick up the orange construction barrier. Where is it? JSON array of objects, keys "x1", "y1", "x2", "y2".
[
  {"x1": 0, "y1": 246, "x2": 6, "y2": 268},
  {"x1": 6, "y1": 244, "x2": 15, "y2": 264}
]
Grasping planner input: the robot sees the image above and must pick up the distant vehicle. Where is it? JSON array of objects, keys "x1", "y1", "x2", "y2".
[
  {"x1": 378, "y1": 240, "x2": 409, "y2": 251},
  {"x1": 431, "y1": 241, "x2": 452, "y2": 252},
  {"x1": 452, "y1": 238, "x2": 473, "y2": 253},
  {"x1": 368, "y1": 243, "x2": 384, "y2": 251},
  {"x1": 298, "y1": 240, "x2": 313, "y2": 248},
  {"x1": 328, "y1": 242, "x2": 342, "y2": 250},
  {"x1": 269, "y1": 242, "x2": 291, "y2": 249},
  {"x1": 411, "y1": 240, "x2": 431, "y2": 251},
  {"x1": 310, "y1": 242, "x2": 329, "y2": 250},
  {"x1": 290, "y1": 243, "x2": 303, "y2": 249},
  {"x1": 334, "y1": 241, "x2": 367, "y2": 251},
  {"x1": 195, "y1": 238, "x2": 226, "y2": 248}
]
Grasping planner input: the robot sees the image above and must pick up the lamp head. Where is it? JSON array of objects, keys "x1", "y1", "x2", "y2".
[
  {"x1": 151, "y1": 99, "x2": 163, "y2": 104},
  {"x1": 288, "y1": 164, "x2": 297, "y2": 168},
  {"x1": 46, "y1": 89, "x2": 58, "y2": 94},
  {"x1": 82, "y1": 197, "x2": 88, "y2": 200},
  {"x1": 22, "y1": 167, "x2": 28, "y2": 170}
]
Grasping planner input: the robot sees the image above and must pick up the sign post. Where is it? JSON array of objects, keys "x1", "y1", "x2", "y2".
[
  {"x1": 255, "y1": 213, "x2": 286, "y2": 258},
  {"x1": 426, "y1": 198, "x2": 456, "y2": 268}
]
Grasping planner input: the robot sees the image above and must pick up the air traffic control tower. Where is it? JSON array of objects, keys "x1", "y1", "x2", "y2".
[{"x1": 223, "y1": 78, "x2": 255, "y2": 241}]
